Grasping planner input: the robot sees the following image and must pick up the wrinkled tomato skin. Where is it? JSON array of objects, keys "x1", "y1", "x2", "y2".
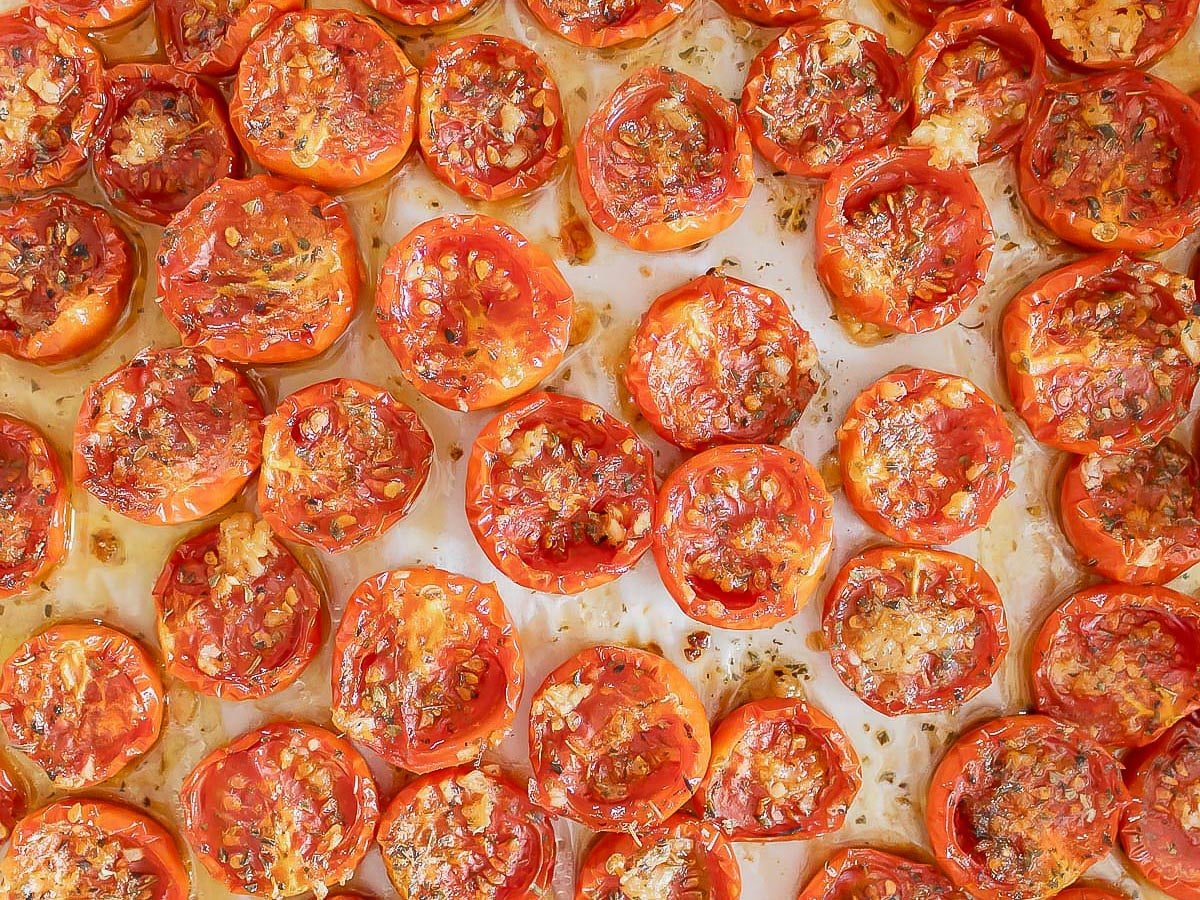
[
  {"x1": 156, "y1": 0, "x2": 301, "y2": 76},
  {"x1": 368, "y1": 0, "x2": 487, "y2": 30},
  {"x1": 796, "y1": 847, "x2": 959, "y2": 900},
  {"x1": 0, "y1": 415, "x2": 68, "y2": 600},
  {"x1": 717, "y1": 0, "x2": 824, "y2": 25},
  {"x1": 32, "y1": 0, "x2": 148, "y2": 29},
  {"x1": 522, "y1": 0, "x2": 693, "y2": 47},
  {"x1": 1020, "y1": 0, "x2": 1198, "y2": 70}
]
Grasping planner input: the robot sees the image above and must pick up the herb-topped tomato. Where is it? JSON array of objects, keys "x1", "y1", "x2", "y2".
[
  {"x1": 1001, "y1": 253, "x2": 1200, "y2": 454},
  {"x1": 158, "y1": 175, "x2": 361, "y2": 365},
  {"x1": 522, "y1": 0, "x2": 692, "y2": 47},
  {"x1": 32, "y1": 0, "x2": 148, "y2": 28},
  {"x1": 376, "y1": 215, "x2": 573, "y2": 411},
  {"x1": 1031, "y1": 584, "x2": 1200, "y2": 749},
  {"x1": 718, "y1": 0, "x2": 826, "y2": 24},
  {"x1": 528, "y1": 645, "x2": 709, "y2": 831},
  {"x1": 928, "y1": 715, "x2": 1127, "y2": 900},
  {"x1": 180, "y1": 722, "x2": 379, "y2": 898},
  {"x1": 377, "y1": 765, "x2": 556, "y2": 900},
  {"x1": 156, "y1": 0, "x2": 301, "y2": 76},
  {"x1": 823, "y1": 547, "x2": 1008, "y2": 716},
  {"x1": 816, "y1": 146, "x2": 993, "y2": 336},
  {"x1": 0, "y1": 761, "x2": 24, "y2": 843},
  {"x1": 577, "y1": 67, "x2": 753, "y2": 252},
  {"x1": 232, "y1": 9, "x2": 418, "y2": 189},
  {"x1": 258, "y1": 378, "x2": 432, "y2": 553},
  {"x1": 0, "y1": 623, "x2": 163, "y2": 789},
  {"x1": 0, "y1": 415, "x2": 67, "y2": 599},
  {"x1": 1019, "y1": 70, "x2": 1200, "y2": 251},
  {"x1": 466, "y1": 392, "x2": 656, "y2": 594},
  {"x1": 74, "y1": 347, "x2": 264, "y2": 525},
  {"x1": 625, "y1": 273, "x2": 821, "y2": 450},
  {"x1": 365, "y1": 0, "x2": 485, "y2": 25},
  {"x1": 798, "y1": 848, "x2": 958, "y2": 900},
  {"x1": 153, "y1": 512, "x2": 324, "y2": 700},
  {"x1": 741, "y1": 21, "x2": 907, "y2": 179},
  {"x1": 1021, "y1": 0, "x2": 1198, "y2": 69}
]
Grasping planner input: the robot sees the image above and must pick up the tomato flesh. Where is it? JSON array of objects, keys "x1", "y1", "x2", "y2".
[
  {"x1": 521, "y1": 0, "x2": 694, "y2": 47},
  {"x1": 1023, "y1": 0, "x2": 1199, "y2": 70},
  {"x1": 0, "y1": 415, "x2": 68, "y2": 599},
  {"x1": 156, "y1": 0, "x2": 302, "y2": 75},
  {"x1": 797, "y1": 847, "x2": 959, "y2": 900}
]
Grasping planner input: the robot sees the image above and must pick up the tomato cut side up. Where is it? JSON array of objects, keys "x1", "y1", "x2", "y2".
[
  {"x1": 796, "y1": 847, "x2": 959, "y2": 900},
  {"x1": 156, "y1": 0, "x2": 302, "y2": 76},
  {"x1": 32, "y1": 0, "x2": 149, "y2": 29},
  {"x1": 1021, "y1": 0, "x2": 1198, "y2": 70},
  {"x1": 522, "y1": 0, "x2": 693, "y2": 47},
  {"x1": 0, "y1": 414, "x2": 68, "y2": 599}
]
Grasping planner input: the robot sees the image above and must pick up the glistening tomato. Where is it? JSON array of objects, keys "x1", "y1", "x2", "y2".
[
  {"x1": 156, "y1": 0, "x2": 301, "y2": 75},
  {"x1": 521, "y1": 0, "x2": 693, "y2": 47},
  {"x1": 0, "y1": 415, "x2": 68, "y2": 599},
  {"x1": 717, "y1": 0, "x2": 827, "y2": 25},
  {"x1": 32, "y1": 0, "x2": 149, "y2": 29},
  {"x1": 1021, "y1": 0, "x2": 1198, "y2": 70},
  {"x1": 0, "y1": 760, "x2": 24, "y2": 843},
  {"x1": 364, "y1": 0, "x2": 485, "y2": 25},
  {"x1": 796, "y1": 847, "x2": 959, "y2": 900}
]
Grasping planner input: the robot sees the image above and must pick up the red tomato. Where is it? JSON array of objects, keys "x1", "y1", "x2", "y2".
[
  {"x1": 465, "y1": 391, "x2": 656, "y2": 594},
  {"x1": 522, "y1": 0, "x2": 693, "y2": 47},
  {"x1": 32, "y1": 0, "x2": 148, "y2": 28},
  {"x1": 624, "y1": 272, "x2": 821, "y2": 450},
  {"x1": 0, "y1": 799, "x2": 189, "y2": 900},
  {"x1": 1060, "y1": 438, "x2": 1200, "y2": 584},
  {"x1": 577, "y1": 67, "x2": 753, "y2": 252},
  {"x1": 717, "y1": 0, "x2": 825, "y2": 25},
  {"x1": 377, "y1": 765, "x2": 556, "y2": 900},
  {"x1": 815, "y1": 146, "x2": 993, "y2": 336},
  {"x1": 1019, "y1": 70, "x2": 1200, "y2": 251},
  {"x1": 1030, "y1": 583, "x2": 1200, "y2": 748},
  {"x1": 1020, "y1": 0, "x2": 1198, "y2": 69},
  {"x1": 741, "y1": 21, "x2": 908, "y2": 179},
  {"x1": 231, "y1": 9, "x2": 418, "y2": 190},
  {"x1": 0, "y1": 623, "x2": 163, "y2": 789},
  {"x1": 376, "y1": 215, "x2": 573, "y2": 411},
  {"x1": 1001, "y1": 252, "x2": 1199, "y2": 454},
  {"x1": 73, "y1": 346, "x2": 264, "y2": 525},
  {"x1": 0, "y1": 194, "x2": 132, "y2": 364},
  {"x1": 152, "y1": 512, "x2": 324, "y2": 700},
  {"x1": 180, "y1": 722, "x2": 379, "y2": 897},
  {"x1": 158, "y1": 174, "x2": 361, "y2": 365},
  {"x1": 258, "y1": 378, "x2": 432, "y2": 553},
  {"x1": 528, "y1": 644, "x2": 710, "y2": 831},
  {"x1": 927, "y1": 715, "x2": 1127, "y2": 900},
  {"x1": 890, "y1": 0, "x2": 991, "y2": 24},
  {"x1": 156, "y1": 0, "x2": 301, "y2": 75},
  {"x1": 823, "y1": 546, "x2": 1009, "y2": 716},
  {"x1": 1055, "y1": 888, "x2": 1129, "y2": 900},
  {"x1": 0, "y1": 415, "x2": 68, "y2": 599},
  {"x1": 331, "y1": 567, "x2": 523, "y2": 773},
  {"x1": 0, "y1": 760, "x2": 24, "y2": 844},
  {"x1": 654, "y1": 445, "x2": 833, "y2": 630},
  {"x1": 365, "y1": 0, "x2": 484, "y2": 24},
  {"x1": 796, "y1": 847, "x2": 959, "y2": 900},
  {"x1": 576, "y1": 815, "x2": 740, "y2": 899}
]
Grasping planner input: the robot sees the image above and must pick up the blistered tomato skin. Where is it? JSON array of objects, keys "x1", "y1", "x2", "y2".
[
  {"x1": 796, "y1": 847, "x2": 959, "y2": 900},
  {"x1": 1021, "y1": 0, "x2": 1198, "y2": 70},
  {"x1": 522, "y1": 0, "x2": 693, "y2": 47},
  {"x1": 32, "y1": 0, "x2": 149, "y2": 28},
  {"x1": 0, "y1": 415, "x2": 68, "y2": 599},
  {"x1": 156, "y1": 0, "x2": 302, "y2": 75}
]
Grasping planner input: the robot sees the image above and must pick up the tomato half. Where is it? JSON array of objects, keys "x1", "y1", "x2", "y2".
[
  {"x1": 377, "y1": 765, "x2": 556, "y2": 900},
  {"x1": 838, "y1": 368, "x2": 1014, "y2": 545},
  {"x1": 823, "y1": 546, "x2": 1009, "y2": 716},
  {"x1": 815, "y1": 146, "x2": 993, "y2": 335},
  {"x1": 1061, "y1": 438, "x2": 1200, "y2": 584},
  {"x1": 74, "y1": 346, "x2": 264, "y2": 525},
  {"x1": 654, "y1": 445, "x2": 833, "y2": 630},
  {"x1": 158, "y1": 174, "x2": 361, "y2": 364},
  {"x1": 0, "y1": 760, "x2": 24, "y2": 843},
  {"x1": 376, "y1": 215, "x2": 573, "y2": 411},
  {"x1": 522, "y1": 0, "x2": 693, "y2": 47},
  {"x1": 1001, "y1": 252, "x2": 1200, "y2": 454},
  {"x1": 465, "y1": 391, "x2": 656, "y2": 594},
  {"x1": 528, "y1": 644, "x2": 709, "y2": 831},
  {"x1": 624, "y1": 272, "x2": 821, "y2": 450},
  {"x1": 0, "y1": 194, "x2": 132, "y2": 364},
  {"x1": 717, "y1": 0, "x2": 825, "y2": 25},
  {"x1": 927, "y1": 715, "x2": 1127, "y2": 900},
  {"x1": 180, "y1": 722, "x2": 379, "y2": 897},
  {"x1": 153, "y1": 512, "x2": 324, "y2": 700},
  {"x1": 576, "y1": 67, "x2": 753, "y2": 252},
  {"x1": 0, "y1": 623, "x2": 163, "y2": 789},
  {"x1": 1031, "y1": 583, "x2": 1200, "y2": 748},
  {"x1": 796, "y1": 848, "x2": 958, "y2": 900},
  {"x1": 365, "y1": 0, "x2": 485, "y2": 24},
  {"x1": 0, "y1": 799, "x2": 189, "y2": 900},
  {"x1": 0, "y1": 415, "x2": 68, "y2": 599},
  {"x1": 1019, "y1": 70, "x2": 1200, "y2": 251},
  {"x1": 577, "y1": 815, "x2": 740, "y2": 899},
  {"x1": 1020, "y1": 0, "x2": 1198, "y2": 69},
  {"x1": 156, "y1": 0, "x2": 301, "y2": 76},
  {"x1": 741, "y1": 21, "x2": 908, "y2": 179},
  {"x1": 231, "y1": 9, "x2": 418, "y2": 190},
  {"x1": 258, "y1": 378, "x2": 432, "y2": 553}
]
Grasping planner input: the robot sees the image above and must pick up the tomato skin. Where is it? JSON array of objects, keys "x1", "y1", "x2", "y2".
[
  {"x1": 1019, "y1": 0, "x2": 1198, "y2": 70},
  {"x1": 522, "y1": 0, "x2": 693, "y2": 47},
  {"x1": 0, "y1": 760, "x2": 24, "y2": 843},
  {"x1": 717, "y1": 0, "x2": 824, "y2": 25},
  {"x1": 156, "y1": 0, "x2": 301, "y2": 76},
  {"x1": 577, "y1": 67, "x2": 754, "y2": 252},
  {"x1": 32, "y1": 0, "x2": 148, "y2": 28},
  {"x1": 890, "y1": 0, "x2": 996, "y2": 25},
  {"x1": 0, "y1": 415, "x2": 68, "y2": 599},
  {"x1": 1054, "y1": 890, "x2": 1127, "y2": 900},
  {"x1": 367, "y1": 0, "x2": 486, "y2": 30},
  {"x1": 796, "y1": 847, "x2": 958, "y2": 900}
]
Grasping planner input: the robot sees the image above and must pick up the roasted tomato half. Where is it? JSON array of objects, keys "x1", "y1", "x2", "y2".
[
  {"x1": 0, "y1": 623, "x2": 163, "y2": 789},
  {"x1": 0, "y1": 415, "x2": 68, "y2": 599},
  {"x1": 180, "y1": 722, "x2": 379, "y2": 897},
  {"x1": 838, "y1": 368, "x2": 1014, "y2": 545},
  {"x1": 528, "y1": 644, "x2": 709, "y2": 831},
  {"x1": 717, "y1": 0, "x2": 826, "y2": 25},
  {"x1": 741, "y1": 21, "x2": 907, "y2": 179},
  {"x1": 258, "y1": 378, "x2": 432, "y2": 553},
  {"x1": 1061, "y1": 438, "x2": 1200, "y2": 584},
  {"x1": 654, "y1": 444, "x2": 833, "y2": 630},
  {"x1": 1021, "y1": 0, "x2": 1198, "y2": 70},
  {"x1": 1019, "y1": 70, "x2": 1200, "y2": 251},
  {"x1": 466, "y1": 391, "x2": 656, "y2": 594},
  {"x1": 522, "y1": 0, "x2": 692, "y2": 47},
  {"x1": 1031, "y1": 583, "x2": 1200, "y2": 749},
  {"x1": 153, "y1": 512, "x2": 324, "y2": 700},
  {"x1": 156, "y1": 0, "x2": 301, "y2": 75},
  {"x1": 577, "y1": 67, "x2": 753, "y2": 252},
  {"x1": 376, "y1": 215, "x2": 573, "y2": 411},
  {"x1": 0, "y1": 799, "x2": 189, "y2": 900},
  {"x1": 927, "y1": 715, "x2": 1127, "y2": 900},
  {"x1": 74, "y1": 346, "x2": 264, "y2": 525},
  {"x1": 377, "y1": 765, "x2": 556, "y2": 900},
  {"x1": 823, "y1": 546, "x2": 1009, "y2": 716},
  {"x1": 815, "y1": 146, "x2": 993, "y2": 336},
  {"x1": 797, "y1": 847, "x2": 959, "y2": 900},
  {"x1": 231, "y1": 9, "x2": 418, "y2": 189},
  {"x1": 624, "y1": 272, "x2": 821, "y2": 450},
  {"x1": 364, "y1": 0, "x2": 485, "y2": 25},
  {"x1": 1001, "y1": 252, "x2": 1200, "y2": 454},
  {"x1": 158, "y1": 174, "x2": 361, "y2": 364},
  {"x1": 0, "y1": 760, "x2": 25, "y2": 843}
]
